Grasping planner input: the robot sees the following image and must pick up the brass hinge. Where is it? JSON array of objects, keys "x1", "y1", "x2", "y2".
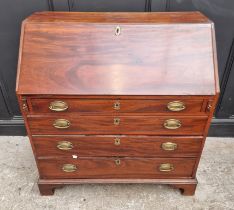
[{"x1": 22, "y1": 97, "x2": 28, "y2": 112}]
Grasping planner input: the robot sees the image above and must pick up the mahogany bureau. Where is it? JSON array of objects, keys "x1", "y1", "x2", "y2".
[{"x1": 16, "y1": 12, "x2": 219, "y2": 196}]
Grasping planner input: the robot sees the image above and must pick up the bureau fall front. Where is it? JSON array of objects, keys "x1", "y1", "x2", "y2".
[{"x1": 16, "y1": 12, "x2": 219, "y2": 195}]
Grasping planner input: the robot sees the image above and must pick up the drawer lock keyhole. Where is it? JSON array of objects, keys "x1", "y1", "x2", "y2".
[
  {"x1": 115, "y1": 26, "x2": 121, "y2": 36},
  {"x1": 114, "y1": 138, "x2": 121, "y2": 145},
  {"x1": 113, "y1": 101, "x2": 121, "y2": 110},
  {"x1": 115, "y1": 159, "x2": 121, "y2": 165},
  {"x1": 114, "y1": 118, "x2": 120, "y2": 125}
]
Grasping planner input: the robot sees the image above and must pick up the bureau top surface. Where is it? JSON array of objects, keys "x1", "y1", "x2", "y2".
[{"x1": 16, "y1": 12, "x2": 219, "y2": 96}]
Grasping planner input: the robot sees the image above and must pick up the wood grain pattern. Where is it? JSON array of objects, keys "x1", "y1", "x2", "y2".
[
  {"x1": 16, "y1": 12, "x2": 220, "y2": 196},
  {"x1": 28, "y1": 115, "x2": 208, "y2": 135},
  {"x1": 38, "y1": 157, "x2": 196, "y2": 179},
  {"x1": 33, "y1": 135, "x2": 203, "y2": 157},
  {"x1": 25, "y1": 12, "x2": 211, "y2": 24},
  {"x1": 16, "y1": 12, "x2": 216, "y2": 95},
  {"x1": 27, "y1": 95, "x2": 213, "y2": 100},
  {"x1": 29, "y1": 98, "x2": 206, "y2": 114}
]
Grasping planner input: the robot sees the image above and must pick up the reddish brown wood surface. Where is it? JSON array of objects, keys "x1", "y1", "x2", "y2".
[
  {"x1": 38, "y1": 157, "x2": 196, "y2": 179},
  {"x1": 33, "y1": 135, "x2": 202, "y2": 157},
  {"x1": 26, "y1": 12, "x2": 211, "y2": 24},
  {"x1": 27, "y1": 95, "x2": 213, "y2": 100},
  {"x1": 39, "y1": 177, "x2": 198, "y2": 184},
  {"x1": 16, "y1": 12, "x2": 216, "y2": 95},
  {"x1": 38, "y1": 178, "x2": 197, "y2": 195},
  {"x1": 15, "y1": 12, "x2": 220, "y2": 196},
  {"x1": 171, "y1": 183, "x2": 197, "y2": 195},
  {"x1": 29, "y1": 98, "x2": 206, "y2": 114},
  {"x1": 28, "y1": 115, "x2": 207, "y2": 135},
  {"x1": 38, "y1": 183, "x2": 62, "y2": 196}
]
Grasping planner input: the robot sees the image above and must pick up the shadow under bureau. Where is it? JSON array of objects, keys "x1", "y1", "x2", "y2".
[{"x1": 16, "y1": 12, "x2": 219, "y2": 195}]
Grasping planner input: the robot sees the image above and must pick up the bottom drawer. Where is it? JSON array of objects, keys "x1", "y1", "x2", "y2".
[{"x1": 38, "y1": 157, "x2": 196, "y2": 179}]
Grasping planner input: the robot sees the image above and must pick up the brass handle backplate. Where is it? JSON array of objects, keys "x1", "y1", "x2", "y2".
[
  {"x1": 115, "y1": 26, "x2": 121, "y2": 36},
  {"x1": 161, "y1": 142, "x2": 177, "y2": 151},
  {"x1": 167, "y1": 101, "x2": 185, "y2": 112},
  {"x1": 113, "y1": 101, "x2": 120, "y2": 110},
  {"x1": 53, "y1": 119, "x2": 70, "y2": 129},
  {"x1": 114, "y1": 138, "x2": 121, "y2": 145},
  {"x1": 164, "y1": 119, "x2": 181, "y2": 130},
  {"x1": 114, "y1": 118, "x2": 120, "y2": 125},
  {"x1": 62, "y1": 164, "x2": 77, "y2": 172},
  {"x1": 49, "y1": 100, "x2": 68, "y2": 112},
  {"x1": 57, "y1": 141, "x2": 73, "y2": 150},
  {"x1": 159, "y1": 163, "x2": 174, "y2": 172},
  {"x1": 115, "y1": 159, "x2": 121, "y2": 165}
]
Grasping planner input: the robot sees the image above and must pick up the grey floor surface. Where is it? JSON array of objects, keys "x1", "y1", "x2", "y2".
[{"x1": 0, "y1": 136, "x2": 234, "y2": 210}]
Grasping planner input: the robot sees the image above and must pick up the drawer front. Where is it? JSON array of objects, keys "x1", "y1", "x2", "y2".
[
  {"x1": 28, "y1": 115, "x2": 207, "y2": 135},
  {"x1": 38, "y1": 157, "x2": 196, "y2": 179},
  {"x1": 29, "y1": 98, "x2": 205, "y2": 114},
  {"x1": 33, "y1": 136, "x2": 202, "y2": 157}
]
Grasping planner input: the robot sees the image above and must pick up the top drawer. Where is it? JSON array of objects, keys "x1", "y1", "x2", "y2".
[{"x1": 28, "y1": 97, "x2": 208, "y2": 114}]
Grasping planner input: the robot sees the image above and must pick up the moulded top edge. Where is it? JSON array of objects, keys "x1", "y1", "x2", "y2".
[{"x1": 24, "y1": 11, "x2": 212, "y2": 25}]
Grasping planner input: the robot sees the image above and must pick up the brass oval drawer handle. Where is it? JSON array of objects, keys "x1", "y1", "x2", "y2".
[
  {"x1": 114, "y1": 118, "x2": 120, "y2": 125},
  {"x1": 161, "y1": 142, "x2": 177, "y2": 151},
  {"x1": 114, "y1": 137, "x2": 121, "y2": 145},
  {"x1": 49, "y1": 100, "x2": 68, "y2": 112},
  {"x1": 115, "y1": 159, "x2": 121, "y2": 165},
  {"x1": 113, "y1": 101, "x2": 120, "y2": 110},
  {"x1": 57, "y1": 141, "x2": 73, "y2": 150},
  {"x1": 53, "y1": 119, "x2": 70, "y2": 129},
  {"x1": 159, "y1": 163, "x2": 174, "y2": 172},
  {"x1": 164, "y1": 119, "x2": 181, "y2": 130},
  {"x1": 62, "y1": 164, "x2": 77, "y2": 172},
  {"x1": 167, "y1": 101, "x2": 185, "y2": 112}
]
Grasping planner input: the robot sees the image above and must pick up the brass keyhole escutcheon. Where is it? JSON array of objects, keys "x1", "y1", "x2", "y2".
[
  {"x1": 57, "y1": 141, "x2": 73, "y2": 150},
  {"x1": 49, "y1": 100, "x2": 68, "y2": 112},
  {"x1": 159, "y1": 163, "x2": 174, "y2": 172},
  {"x1": 163, "y1": 119, "x2": 181, "y2": 130},
  {"x1": 114, "y1": 138, "x2": 121, "y2": 145},
  {"x1": 113, "y1": 101, "x2": 120, "y2": 110},
  {"x1": 115, "y1": 26, "x2": 121, "y2": 36},
  {"x1": 167, "y1": 101, "x2": 185, "y2": 112},
  {"x1": 114, "y1": 118, "x2": 120, "y2": 125},
  {"x1": 115, "y1": 159, "x2": 121, "y2": 165},
  {"x1": 161, "y1": 142, "x2": 177, "y2": 151},
  {"x1": 62, "y1": 164, "x2": 77, "y2": 172}
]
